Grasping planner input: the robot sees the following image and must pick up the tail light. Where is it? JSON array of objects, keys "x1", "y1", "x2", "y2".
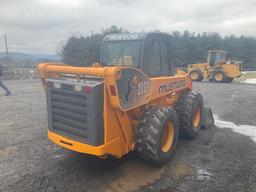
[
  {"x1": 83, "y1": 86, "x2": 92, "y2": 94},
  {"x1": 109, "y1": 85, "x2": 116, "y2": 96}
]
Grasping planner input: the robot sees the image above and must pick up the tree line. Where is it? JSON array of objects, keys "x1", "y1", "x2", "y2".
[{"x1": 60, "y1": 25, "x2": 256, "y2": 70}]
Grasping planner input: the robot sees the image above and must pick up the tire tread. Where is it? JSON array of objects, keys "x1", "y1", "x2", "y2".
[
  {"x1": 136, "y1": 106, "x2": 178, "y2": 165},
  {"x1": 175, "y1": 91, "x2": 203, "y2": 138}
]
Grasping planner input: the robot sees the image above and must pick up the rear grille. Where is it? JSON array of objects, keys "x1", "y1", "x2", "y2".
[
  {"x1": 46, "y1": 80, "x2": 104, "y2": 146},
  {"x1": 51, "y1": 89, "x2": 88, "y2": 140},
  {"x1": 61, "y1": 83, "x2": 74, "y2": 90}
]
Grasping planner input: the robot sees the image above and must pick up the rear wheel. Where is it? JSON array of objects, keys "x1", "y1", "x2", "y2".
[
  {"x1": 175, "y1": 91, "x2": 204, "y2": 139},
  {"x1": 189, "y1": 70, "x2": 203, "y2": 81},
  {"x1": 136, "y1": 106, "x2": 179, "y2": 166},
  {"x1": 213, "y1": 70, "x2": 226, "y2": 83}
]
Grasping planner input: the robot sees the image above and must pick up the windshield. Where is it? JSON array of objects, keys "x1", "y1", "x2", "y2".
[
  {"x1": 214, "y1": 52, "x2": 226, "y2": 63},
  {"x1": 101, "y1": 40, "x2": 142, "y2": 66},
  {"x1": 209, "y1": 52, "x2": 227, "y2": 65}
]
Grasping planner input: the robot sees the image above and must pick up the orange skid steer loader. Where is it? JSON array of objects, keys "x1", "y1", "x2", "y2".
[{"x1": 38, "y1": 32, "x2": 214, "y2": 165}]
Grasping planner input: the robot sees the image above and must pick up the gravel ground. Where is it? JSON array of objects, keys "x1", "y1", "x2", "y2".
[{"x1": 0, "y1": 80, "x2": 256, "y2": 192}]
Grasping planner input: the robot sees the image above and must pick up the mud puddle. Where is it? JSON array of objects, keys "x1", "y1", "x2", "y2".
[
  {"x1": 105, "y1": 156, "x2": 192, "y2": 192},
  {"x1": 105, "y1": 158, "x2": 165, "y2": 192}
]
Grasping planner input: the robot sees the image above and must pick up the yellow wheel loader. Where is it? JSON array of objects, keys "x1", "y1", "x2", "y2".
[
  {"x1": 188, "y1": 50, "x2": 242, "y2": 83},
  {"x1": 38, "y1": 32, "x2": 214, "y2": 165}
]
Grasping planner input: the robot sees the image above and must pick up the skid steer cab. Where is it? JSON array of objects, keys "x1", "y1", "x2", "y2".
[
  {"x1": 38, "y1": 32, "x2": 214, "y2": 165},
  {"x1": 188, "y1": 50, "x2": 242, "y2": 83}
]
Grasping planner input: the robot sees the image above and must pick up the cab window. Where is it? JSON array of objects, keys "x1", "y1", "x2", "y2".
[
  {"x1": 149, "y1": 41, "x2": 169, "y2": 76},
  {"x1": 150, "y1": 42, "x2": 161, "y2": 75},
  {"x1": 160, "y1": 42, "x2": 169, "y2": 74},
  {"x1": 102, "y1": 40, "x2": 142, "y2": 67}
]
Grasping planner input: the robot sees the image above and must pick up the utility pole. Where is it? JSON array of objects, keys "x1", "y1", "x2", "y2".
[{"x1": 4, "y1": 34, "x2": 8, "y2": 57}]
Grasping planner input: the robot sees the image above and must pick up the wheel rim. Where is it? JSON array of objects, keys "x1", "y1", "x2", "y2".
[
  {"x1": 161, "y1": 121, "x2": 175, "y2": 152},
  {"x1": 193, "y1": 104, "x2": 201, "y2": 128},
  {"x1": 215, "y1": 72, "x2": 223, "y2": 81},
  {"x1": 190, "y1": 72, "x2": 199, "y2": 80}
]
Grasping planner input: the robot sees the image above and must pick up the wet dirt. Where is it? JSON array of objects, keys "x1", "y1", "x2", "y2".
[{"x1": 105, "y1": 158, "x2": 165, "y2": 192}]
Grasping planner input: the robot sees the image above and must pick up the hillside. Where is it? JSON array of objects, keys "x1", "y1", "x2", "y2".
[{"x1": 0, "y1": 52, "x2": 61, "y2": 61}]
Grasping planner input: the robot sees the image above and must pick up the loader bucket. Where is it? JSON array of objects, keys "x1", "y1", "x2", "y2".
[{"x1": 201, "y1": 107, "x2": 214, "y2": 129}]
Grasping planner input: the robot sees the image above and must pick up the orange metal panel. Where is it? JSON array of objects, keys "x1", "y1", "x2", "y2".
[
  {"x1": 221, "y1": 64, "x2": 242, "y2": 78},
  {"x1": 149, "y1": 75, "x2": 192, "y2": 100},
  {"x1": 48, "y1": 131, "x2": 123, "y2": 157},
  {"x1": 39, "y1": 63, "x2": 105, "y2": 77}
]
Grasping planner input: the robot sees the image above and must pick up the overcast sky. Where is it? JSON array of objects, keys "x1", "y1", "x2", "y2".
[{"x1": 1, "y1": 0, "x2": 256, "y2": 54}]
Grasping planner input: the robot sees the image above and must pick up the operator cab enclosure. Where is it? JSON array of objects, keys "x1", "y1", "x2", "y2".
[
  {"x1": 207, "y1": 50, "x2": 227, "y2": 66},
  {"x1": 101, "y1": 32, "x2": 174, "y2": 77}
]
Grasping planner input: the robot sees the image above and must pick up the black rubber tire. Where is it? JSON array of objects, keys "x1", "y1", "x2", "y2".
[
  {"x1": 136, "y1": 106, "x2": 179, "y2": 166},
  {"x1": 175, "y1": 91, "x2": 204, "y2": 139},
  {"x1": 212, "y1": 70, "x2": 227, "y2": 83},
  {"x1": 200, "y1": 107, "x2": 214, "y2": 130},
  {"x1": 224, "y1": 77, "x2": 234, "y2": 83},
  {"x1": 189, "y1": 70, "x2": 203, "y2": 81}
]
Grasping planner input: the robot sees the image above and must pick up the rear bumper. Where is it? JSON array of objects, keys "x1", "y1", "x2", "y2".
[{"x1": 48, "y1": 131, "x2": 122, "y2": 157}]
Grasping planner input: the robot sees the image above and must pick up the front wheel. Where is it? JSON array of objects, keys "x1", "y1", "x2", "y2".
[
  {"x1": 136, "y1": 106, "x2": 179, "y2": 166},
  {"x1": 175, "y1": 91, "x2": 204, "y2": 139},
  {"x1": 189, "y1": 70, "x2": 203, "y2": 81}
]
